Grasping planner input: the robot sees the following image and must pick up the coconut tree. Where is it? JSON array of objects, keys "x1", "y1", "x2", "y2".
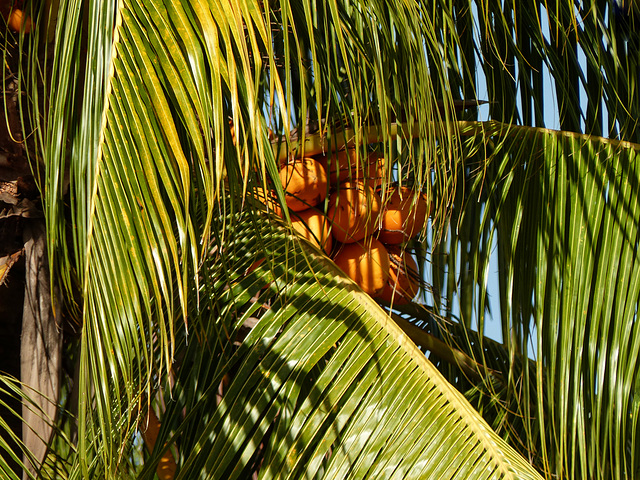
[{"x1": 1, "y1": 0, "x2": 639, "y2": 479}]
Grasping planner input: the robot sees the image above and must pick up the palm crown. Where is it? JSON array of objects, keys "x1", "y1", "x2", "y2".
[{"x1": 1, "y1": 0, "x2": 639, "y2": 479}]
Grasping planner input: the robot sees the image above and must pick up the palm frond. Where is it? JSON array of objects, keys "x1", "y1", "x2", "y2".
[
  {"x1": 426, "y1": 121, "x2": 640, "y2": 479},
  {"x1": 10, "y1": 0, "x2": 639, "y2": 478},
  {"x1": 386, "y1": 303, "x2": 542, "y2": 469},
  {"x1": 135, "y1": 211, "x2": 544, "y2": 480},
  {"x1": 20, "y1": 0, "x2": 470, "y2": 476},
  {"x1": 469, "y1": 1, "x2": 640, "y2": 140},
  {"x1": 0, "y1": 375, "x2": 75, "y2": 480}
]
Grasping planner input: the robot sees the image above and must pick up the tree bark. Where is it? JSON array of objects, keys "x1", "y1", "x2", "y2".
[{"x1": 20, "y1": 220, "x2": 62, "y2": 479}]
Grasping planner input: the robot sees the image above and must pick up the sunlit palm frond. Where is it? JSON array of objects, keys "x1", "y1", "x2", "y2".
[
  {"x1": 9, "y1": 0, "x2": 639, "y2": 479},
  {"x1": 420, "y1": 7, "x2": 640, "y2": 477},
  {"x1": 134, "y1": 211, "x2": 544, "y2": 480},
  {"x1": 386, "y1": 302, "x2": 542, "y2": 470},
  {"x1": 425, "y1": 121, "x2": 640, "y2": 479},
  {"x1": 469, "y1": 0, "x2": 640, "y2": 141},
  {"x1": 17, "y1": 0, "x2": 471, "y2": 476},
  {"x1": 0, "y1": 375, "x2": 76, "y2": 480}
]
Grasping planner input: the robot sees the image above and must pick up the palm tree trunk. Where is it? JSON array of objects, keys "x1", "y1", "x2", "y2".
[{"x1": 20, "y1": 219, "x2": 62, "y2": 479}]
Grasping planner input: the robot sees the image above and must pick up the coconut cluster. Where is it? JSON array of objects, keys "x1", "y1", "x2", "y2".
[{"x1": 254, "y1": 146, "x2": 430, "y2": 306}]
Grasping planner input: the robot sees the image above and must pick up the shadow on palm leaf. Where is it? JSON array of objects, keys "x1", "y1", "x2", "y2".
[
  {"x1": 137, "y1": 194, "x2": 543, "y2": 480},
  {"x1": 138, "y1": 212, "x2": 390, "y2": 479}
]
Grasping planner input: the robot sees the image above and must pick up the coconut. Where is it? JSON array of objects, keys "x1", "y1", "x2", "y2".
[
  {"x1": 7, "y1": 9, "x2": 32, "y2": 34},
  {"x1": 333, "y1": 238, "x2": 390, "y2": 296},
  {"x1": 378, "y1": 187, "x2": 430, "y2": 244},
  {"x1": 377, "y1": 246, "x2": 420, "y2": 304},
  {"x1": 328, "y1": 181, "x2": 381, "y2": 244},
  {"x1": 141, "y1": 407, "x2": 177, "y2": 480},
  {"x1": 291, "y1": 208, "x2": 333, "y2": 254},
  {"x1": 279, "y1": 157, "x2": 328, "y2": 211}
]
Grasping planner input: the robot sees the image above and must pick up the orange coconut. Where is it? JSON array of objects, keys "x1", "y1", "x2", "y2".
[
  {"x1": 279, "y1": 157, "x2": 328, "y2": 211},
  {"x1": 327, "y1": 181, "x2": 381, "y2": 244},
  {"x1": 7, "y1": 9, "x2": 32, "y2": 34},
  {"x1": 291, "y1": 208, "x2": 333, "y2": 254},
  {"x1": 377, "y1": 246, "x2": 420, "y2": 304},
  {"x1": 333, "y1": 238, "x2": 390, "y2": 296},
  {"x1": 378, "y1": 187, "x2": 430, "y2": 244}
]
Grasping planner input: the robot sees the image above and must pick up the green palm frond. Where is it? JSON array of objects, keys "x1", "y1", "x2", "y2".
[
  {"x1": 132, "y1": 212, "x2": 544, "y2": 480},
  {"x1": 0, "y1": 375, "x2": 76, "y2": 480},
  {"x1": 12, "y1": 0, "x2": 472, "y2": 476},
  {"x1": 469, "y1": 0, "x2": 640, "y2": 140},
  {"x1": 4, "y1": 0, "x2": 640, "y2": 479},
  {"x1": 424, "y1": 121, "x2": 640, "y2": 479},
  {"x1": 386, "y1": 303, "x2": 541, "y2": 469}
]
